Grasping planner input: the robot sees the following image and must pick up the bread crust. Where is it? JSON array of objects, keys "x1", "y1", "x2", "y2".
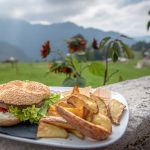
[
  {"x1": 0, "y1": 118, "x2": 20, "y2": 126},
  {"x1": 0, "y1": 112, "x2": 20, "y2": 126},
  {"x1": 0, "y1": 80, "x2": 50, "y2": 106}
]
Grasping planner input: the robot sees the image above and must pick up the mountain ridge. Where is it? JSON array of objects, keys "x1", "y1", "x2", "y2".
[
  {"x1": 0, "y1": 41, "x2": 31, "y2": 61},
  {"x1": 0, "y1": 19, "x2": 139, "y2": 61}
]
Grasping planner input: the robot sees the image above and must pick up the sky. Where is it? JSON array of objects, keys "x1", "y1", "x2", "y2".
[{"x1": 0, "y1": 0, "x2": 149, "y2": 37}]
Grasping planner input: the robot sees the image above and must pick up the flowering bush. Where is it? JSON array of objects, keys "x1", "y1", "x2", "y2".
[{"x1": 41, "y1": 34, "x2": 133, "y2": 86}]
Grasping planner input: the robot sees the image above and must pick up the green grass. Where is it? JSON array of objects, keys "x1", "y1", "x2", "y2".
[{"x1": 0, "y1": 59, "x2": 149, "y2": 87}]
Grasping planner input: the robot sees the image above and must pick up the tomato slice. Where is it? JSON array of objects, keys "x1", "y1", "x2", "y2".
[{"x1": 0, "y1": 107, "x2": 7, "y2": 113}]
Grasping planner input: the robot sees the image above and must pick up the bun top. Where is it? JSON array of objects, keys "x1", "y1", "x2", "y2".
[{"x1": 0, "y1": 80, "x2": 50, "y2": 106}]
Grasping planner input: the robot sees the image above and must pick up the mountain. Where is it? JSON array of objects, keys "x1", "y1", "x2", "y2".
[
  {"x1": 0, "y1": 41, "x2": 31, "y2": 61},
  {"x1": 135, "y1": 36, "x2": 150, "y2": 42},
  {"x1": 0, "y1": 19, "x2": 136, "y2": 61}
]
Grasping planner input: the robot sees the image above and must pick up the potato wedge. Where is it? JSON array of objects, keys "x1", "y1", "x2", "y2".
[
  {"x1": 48, "y1": 97, "x2": 74, "y2": 116},
  {"x1": 90, "y1": 94, "x2": 108, "y2": 116},
  {"x1": 56, "y1": 100, "x2": 74, "y2": 107},
  {"x1": 57, "y1": 105, "x2": 111, "y2": 140},
  {"x1": 85, "y1": 110, "x2": 94, "y2": 122},
  {"x1": 68, "y1": 94, "x2": 98, "y2": 114},
  {"x1": 92, "y1": 88, "x2": 111, "y2": 106},
  {"x1": 40, "y1": 116, "x2": 74, "y2": 129},
  {"x1": 41, "y1": 116, "x2": 85, "y2": 139},
  {"x1": 62, "y1": 86, "x2": 91, "y2": 97},
  {"x1": 37, "y1": 121, "x2": 68, "y2": 138},
  {"x1": 68, "y1": 129, "x2": 84, "y2": 139},
  {"x1": 72, "y1": 84, "x2": 80, "y2": 94},
  {"x1": 109, "y1": 99, "x2": 126, "y2": 125},
  {"x1": 67, "y1": 95, "x2": 85, "y2": 107},
  {"x1": 79, "y1": 86, "x2": 91, "y2": 97},
  {"x1": 54, "y1": 96, "x2": 72, "y2": 106},
  {"x1": 73, "y1": 94, "x2": 98, "y2": 114},
  {"x1": 48, "y1": 105, "x2": 60, "y2": 116},
  {"x1": 65, "y1": 106, "x2": 84, "y2": 118},
  {"x1": 92, "y1": 113, "x2": 112, "y2": 133}
]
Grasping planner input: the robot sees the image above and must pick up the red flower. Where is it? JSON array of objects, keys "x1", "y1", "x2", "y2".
[
  {"x1": 41, "y1": 41, "x2": 51, "y2": 58},
  {"x1": 67, "y1": 35, "x2": 87, "y2": 53},
  {"x1": 92, "y1": 38, "x2": 99, "y2": 50}
]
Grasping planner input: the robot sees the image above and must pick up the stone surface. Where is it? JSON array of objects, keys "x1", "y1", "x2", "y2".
[{"x1": 0, "y1": 76, "x2": 150, "y2": 150}]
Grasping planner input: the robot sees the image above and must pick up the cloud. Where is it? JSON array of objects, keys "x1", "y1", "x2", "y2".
[{"x1": 0, "y1": 0, "x2": 149, "y2": 37}]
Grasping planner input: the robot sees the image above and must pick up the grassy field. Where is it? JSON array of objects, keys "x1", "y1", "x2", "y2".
[{"x1": 0, "y1": 59, "x2": 149, "y2": 87}]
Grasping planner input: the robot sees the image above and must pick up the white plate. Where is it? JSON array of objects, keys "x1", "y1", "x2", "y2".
[{"x1": 0, "y1": 87, "x2": 129, "y2": 149}]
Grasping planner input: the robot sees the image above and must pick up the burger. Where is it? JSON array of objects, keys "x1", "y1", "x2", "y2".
[{"x1": 0, "y1": 80, "x2": 59, "y2": 126}]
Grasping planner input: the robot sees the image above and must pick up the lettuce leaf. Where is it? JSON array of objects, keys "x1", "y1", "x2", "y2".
[
  {"x1": 8, "y1": 93, "x2": 61, "y2": 124},
  {"x1": 38, "y1": 93, "x2": 61, "y2": 117}
]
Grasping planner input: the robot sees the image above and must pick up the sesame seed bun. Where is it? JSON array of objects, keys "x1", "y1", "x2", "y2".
[{"x1": 0, "y1": 80, "x2": 50, "y2": 106}]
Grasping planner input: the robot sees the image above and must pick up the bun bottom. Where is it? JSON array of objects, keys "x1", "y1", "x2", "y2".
[{"x1": 0, "y1": 112, "x2": 20, "y2": 126}]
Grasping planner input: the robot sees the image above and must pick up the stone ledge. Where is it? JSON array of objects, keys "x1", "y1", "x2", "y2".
[{"x1": 0, "y1": 76, "x2": 150, "y2": 150}]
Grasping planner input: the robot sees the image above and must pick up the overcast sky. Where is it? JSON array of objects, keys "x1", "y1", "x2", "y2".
[{"x1": 0, "y1": 0, "x2": 149, "y2": 37}]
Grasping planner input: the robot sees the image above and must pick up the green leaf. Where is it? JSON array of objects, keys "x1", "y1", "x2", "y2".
[
  {"x1": 8, "y1": 94, "x2": 60, "y2": 124},
  {"x1": 62, "y1": 77, "x2": 76, "y2": 86},
  {"x1": 99, "y1": 37, "x2": 111, "y2": 49},
  {"x1": 147, "y1": 21, "x2": 150, "y2": 31},
  {"x1": 38, "y1": 93, "x2": 61, "y2": 117},
  {"x1": 111, "y1": 42, "x2": 120, "y2": 62},
  {"x1": 119, "y1": 41, "x2": 134, "y2": 58},
  {"x1": 112, "y1": 42, "x2": 120, "y2": 53},
  {"x1": 106, "y1": 41, "x2": 114, "y2": 57},
  {"x1": 76, "y1": 76, "x2": 86, "y2": 87},
  {"x1": 72, "y1": 56, "x2": 80, "y2": 73},
  {"x1": 50, "y1": 61, "x2": 63, "y2": 72},
  {"x1": 112, "y1": 51, "x2": 118, "y2": 62},
  {"x1": 88, "y1": 62, "x2": 105, "y2": 76},
  {"x1": 64, "y1": 56, "x2": 72, "y2": 65},
  {"x1": 9, "y1": 105, "x2": 40, "y2": 123}
]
